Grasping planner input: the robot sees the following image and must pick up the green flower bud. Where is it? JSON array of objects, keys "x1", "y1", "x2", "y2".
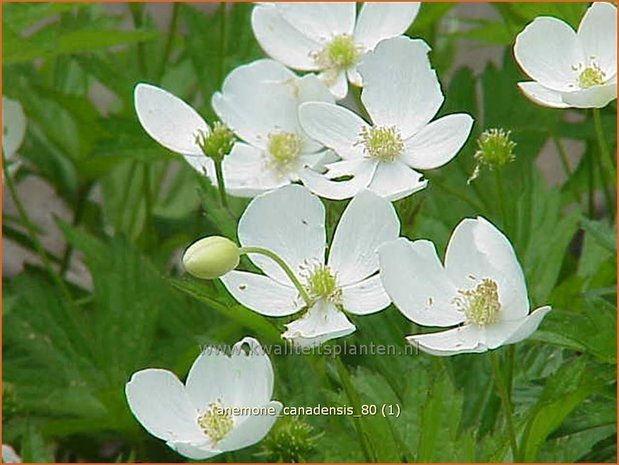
[
  {"x1": 468, "y1": 128, "x2": 516, "y2": 183},
  {"x1": 183, "y1": 236, "x2": 240, "y2": 279},
  {"x1": 195, "y1": 122, "x2": 235, "y2": 162}
]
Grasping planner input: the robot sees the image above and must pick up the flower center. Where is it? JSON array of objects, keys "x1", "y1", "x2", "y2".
[
  {"x1": 577, "y1": 64, "x2": 606, "y2": 89},
  {"x1": 267, "y1": 132, "x2": 302, "y2": 173},
  {"x1": 359, "y1": 126, "x2": 404, "y2": 162},
  {"x1": 314, "y1": 34, "x2": 360, "y2": 70},
  {"x1": 197, "y1": 402, "x2": 234, "y2": 443},
  {"x1": 453, "y1": 278, "x2": 501, "y2": 326},
  {"x1": 305, "y1": 265, "x2": 341, "y2": 303}
]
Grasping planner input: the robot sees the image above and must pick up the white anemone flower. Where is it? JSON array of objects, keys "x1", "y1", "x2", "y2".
[
  {"x1": 299, "y1": 36, "x2": 474, "y2": 201},
  {"x1": 220, "y1": 184, "x2": 399, "y2": 347},
  {"x1": 2, "y1": 445, "x2": 21, "y2": 463},
  {"x1": 514, "y1": 2, "x2": 617, "y2": 108},
  {"x1": 252, "y1": 2, "x2": 420, "y2": 99},
  {"x1": 211, "y1": 59, "x2": 336, "y2": 197},
  {"x1": 125, "y1": 337, "x2": 282, "y2": 459},
  {"x1": 2, "y1": 96, "x2": 27, "y2": 175},
  {"x1": 378, "y1": 217, "x2": 551, "y2": 356}
]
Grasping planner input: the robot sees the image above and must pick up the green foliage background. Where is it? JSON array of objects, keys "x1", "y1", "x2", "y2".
[{"x1": 2, "y1": 2, "x2": 616, "y2": 462}]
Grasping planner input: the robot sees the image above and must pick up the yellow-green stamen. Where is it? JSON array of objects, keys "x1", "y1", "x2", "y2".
[
  {"x1": 577, "y1": 64, "x2": 606, "y2": 89},
  {"x1": 306, "y1": 265, "x2": 341, "y2": 303},
  {"x1": 267, "y1": 132, "x2": 302, "y2": 174},
  {"x1": 197, "y1": 402, "x2": 234, "y2": 443},
  {"x1": 359, "y1": 126, "x2": 404, "y2": 162},
  {"x1": 453, "y1": 279, "x2": 501, "y2": 326},
  {"x1": 314, "y1": 34, "x2": 359, "y2": 70}
]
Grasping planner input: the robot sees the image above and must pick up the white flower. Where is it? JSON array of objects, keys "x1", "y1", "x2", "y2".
[
  {"x1": 221, "y1": 184, "x2": 399, "y2": 347},
  {"x1": 2, "y1": 96, "x2": 26, "y2": 175},
  {"x1": 134, "y1": 82, "x2": 217, "y2": 181},
  {"x1": 2, "y1": 445, "x2": 21, "y2": 463},
  {"x1": 251, "y1": 2, "x2": 420, "y2": 99},
  {"x1": 211, "y1": 59, "x2": 336, "y2": 197},
  {"x1": 298, "y1": 36, "x2": 474, "y2": 201},
  {"x1": 125, "y1": 337, "x2": 282, "y2": 459},
  {"x1": 514, "y1": 2, "x2": 617, "y2": 109},
  {"x1": 378, "y1": 216, "x2": 551, "y2": 356}
]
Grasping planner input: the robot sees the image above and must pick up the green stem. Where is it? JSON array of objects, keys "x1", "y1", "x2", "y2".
[
  {"x1": 142, "y1": 163, "x2": 154, "y2": 242},
  {"x1": 213, "y1": 158, "x2": 230, "y2": 211},
  {"x1": 592, "y1": 108, "x2": 616, "y2": 185},
  {"x1": 334, "y1": 356, "x2": 376, "y2": 462},
  {"x1": 238, "y1": 246, "x2": 312, "y2": 306},
  {"x1": 552, "y1": 135, "x2": 572, "y2": 179},
  {"x1": 495, "y1": 168, "x2": 508, "y2": 229},
  {"x1": 60, "y1": 183, "x2": 92, "y2": 275},
  {"x1": 490, "y1": 351, "x2": 519, "y2": 461},
  {"x1": 2, "y1": 152, "x2": 72, "y2": 301}
]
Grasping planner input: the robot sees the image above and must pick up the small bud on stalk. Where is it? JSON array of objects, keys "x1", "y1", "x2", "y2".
[{"x1": 183, "y1": 236, "x2": 240, "y2": 279}]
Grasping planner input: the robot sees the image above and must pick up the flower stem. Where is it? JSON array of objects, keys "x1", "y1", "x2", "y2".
[
  {"x1": 238, "y1": 246, "x2": 312, "y2": 306},
  {"x1": 490, "y1": 351, "x2": 519, "y2": 461},
  {"x1": 334, "y1": 356, "x2": 376, "y2": 462},
  {"x1": 495, "y1": 168, "x2": 508, "y2": 229},
  {"x1": 213, "y1": 158, "x2": 230, "y2": 211},
  {"x1": 592, "y1": 108, "x2": 616, "y2": 186}
]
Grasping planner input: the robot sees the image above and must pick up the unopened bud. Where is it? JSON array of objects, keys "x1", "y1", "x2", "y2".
[
  {"x1": 183, "y1": 236, "x2": 240, "y2": 279},
  {"x1": 258, "y1": 417, "x2": 319, "y2": 463},
  {"x1": 195, "y1": 122, "x2": 235, "y2": 161}
]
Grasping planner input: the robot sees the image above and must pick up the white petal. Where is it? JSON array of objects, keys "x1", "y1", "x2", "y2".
[
  {"x1": 347, "y1": 66, "x2": 362, "y2": 87},
  {"x1": 125, "y1": 369, "x2": 204, "y2": 443},
  {"x1": 445, "y1": 217, "x2": 529, "y2": 321},
  {"x1": 221, "y1": 270, "x2": 303, "y2": 317},
  {"x1": 560, "y1": 82, "x2": 617, "y2": 109},
  {"x1": 500, "y1": 305, "x2": 551, "y2": 346},
  {"x1": 2, "y1": 445, "x2": 21, "y2": 464},
  {"x1": 168, "y1": 441, "x2": 220, "y2": 460},
  {"x1": 517, "y1": 82, "x2": 570, "y2": 108},
  {"x1": 354, "y1": 2, "x2": 420, "y2": 50},
  {"x1": 378, "y1": 238, "x2": 465, "y2": 327},
  {"x1": 367, "y1": 160, "x2": 428, "y2": 201},
  {"x1": 185, "y1": 337, "x2": 274, "y2": 411},
  {"x1": 402, "y1": 113, "x2": 474, "y2": 170},
  {"x1": 251, "y1": 5, "x2": 321, "y2": 70},
  {"x1": 407, "y1": 325, "x2": 486, "y2": 356},
  {"x1": 183, "y1": 154, "x2": 216, "y2": 180},
  {"x1": 298, "y1": 102, "x2": 368, "y2": 160},
  {"x1": 282, "y1": 300, "x2": 356, "y2": 347},
  {"x1": 298, "y1": 160, "x2": 377, "y2": 200},
  {"x1": 219, "y1": 401, "x2": 282, "y2": 452},
  {"x1": 134, "y1": 83, "x2": 208, "y2": 156},
  {"x1": 328, "y1": 190, "x2": 400, "y2": 285},
  {"x1": 341, "y1": 274, "x2": 391, "y2": 315},
  {"x1": 359, "y1": 37, "x2": 443, "y2": 138},
  {"x1": 275, "y1": 3, "x2": 355, "y2": 41},
  {"x1": 222, "y1": 143, "x2": 288, "y2": 197},
  {"x1": 578, "y1": 2, "x2": 617, "y2": 78},
  {"x1": 513, "y1": 17, "x2": 584, "y2": 92},
  {"x1": 2, "y1": 97, "x2": 26, "y2": 159},
  {"x1": 319, "y1": 69, "x2": 349, "y2": 100},
  {"x1": 212, "y1": 62, "x2": 300, "y2": 148},
  {"x1": 239, "y1": 185, "x2": 326, "y2": 284}
]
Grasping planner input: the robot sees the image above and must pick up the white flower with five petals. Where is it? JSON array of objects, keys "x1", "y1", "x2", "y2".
[
  {"x1": 514, "y1": 2, "x2": 617, "y2": 109},
  {"x1": 298, "y1": 36, "x2": 474, "y2": 201},
  {"x1": 220, "y1": 184, "x2": 399, "y2": 347},
  {"x1": 125, "y1": 337, "x2": 282, "y2": 459},
  {"x1": 378, "y1": 217, "x2": 551, "y2": 356},
  {"x1": 252, "y1": 2, "x2": 420, "y2": 99},
  {"x1": 212, "y1": 59, "x2": 336, "y2": 197}
]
